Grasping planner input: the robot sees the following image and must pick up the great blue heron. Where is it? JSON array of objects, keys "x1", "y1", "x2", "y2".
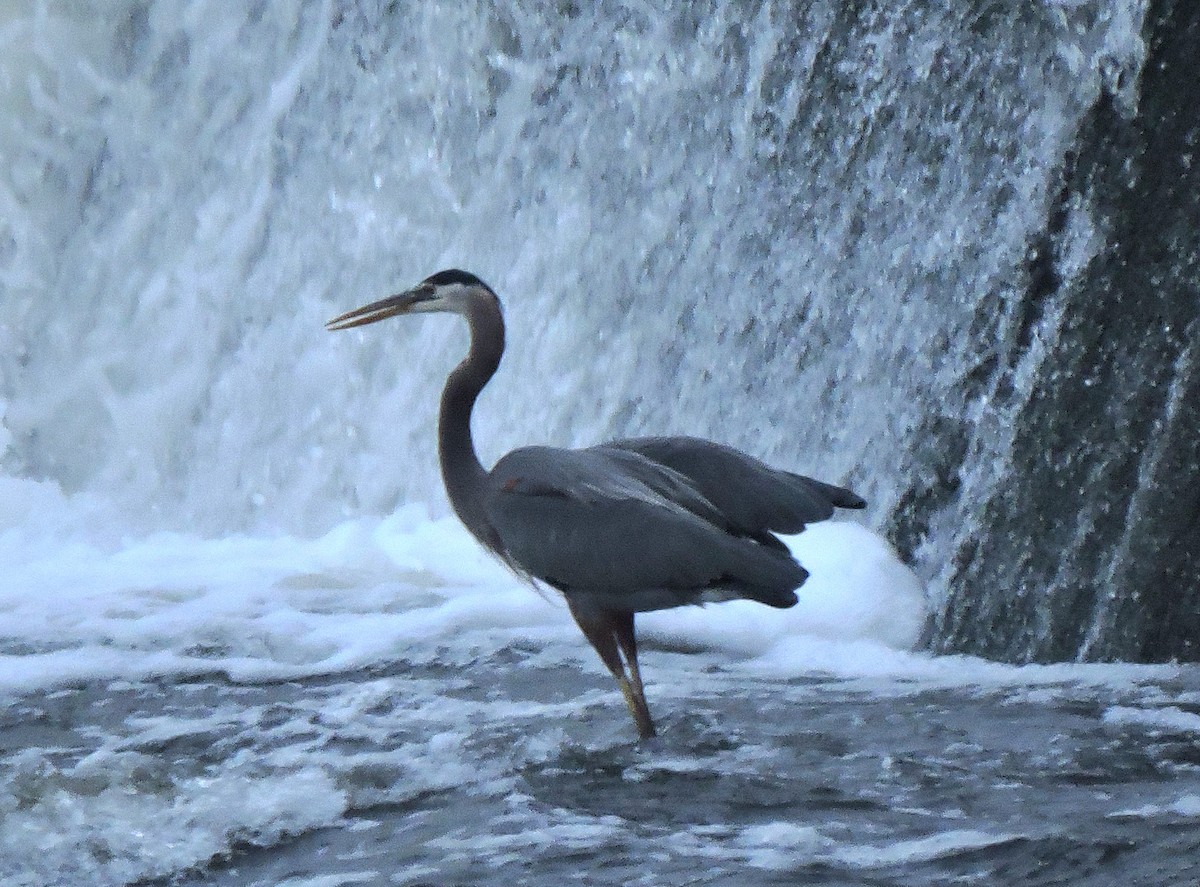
[{"x1": 327, "y1": 269, "x2": 865, "y2": 739}]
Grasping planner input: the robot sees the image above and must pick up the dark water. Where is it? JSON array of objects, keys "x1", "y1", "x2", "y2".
[{"x1": 4, "y1": 650, "x2": 1199, "y2": 886}]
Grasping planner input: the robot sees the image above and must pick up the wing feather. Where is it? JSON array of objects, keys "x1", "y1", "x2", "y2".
[
  {"x1": 604, "y1": 436, "x2": 865, "y2": 536},
  {"x1": 484, "y1": 446, "x2": 804, "y2": 611}
]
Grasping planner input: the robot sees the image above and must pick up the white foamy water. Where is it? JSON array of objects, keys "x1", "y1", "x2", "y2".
[
  {"x1": 0, "y1": 471, "x2": 943, "y2": 887},
  {"x1": 4, "y1": 484, "x2": 1199, "y2": 887},
  {"x1": 0, "y1": 472, "x2": 926, "y2": 695}
]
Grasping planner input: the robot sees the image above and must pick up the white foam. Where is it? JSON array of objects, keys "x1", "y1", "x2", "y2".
[
  {"x1": 0, "y1": 496, "x2": 566, "y2": 693},
  {"x1": 0, "y1": 482, "x2": 1187, "y2": 699},
  {"x1": 0, "y1": 470, "x2": 935, "y2": 695},
  {"x1": 676, "y1": 822, "x2": 1023, "y2": 872},
  {"x1": 1103, "y1": 706, "x2": 1200, "y2": 734},
  {"x1": 0, "y1": 477, "x2": 77, "y2": 537},
  {"x1": 732, "y1": 822, "x2": 833, "y2": 870},
  {"x1": 1109, "y1": 794, "x2": 1200, "y2": 820},
  {"x1": 0, "y1": 747, "x2": 346, "y2": 886},
  {"x1": 0, "y1": 399, "x2": 11, "y2": 458},
  {"x1": 274, "y1": 875, "x2": 379, "y2": 887},
  {"x1": 641, "y1": 522, "x2": 925, "y2": 672},
  {"x1": 834, "y1": 829, "x2": 1022, "y2": 868}
]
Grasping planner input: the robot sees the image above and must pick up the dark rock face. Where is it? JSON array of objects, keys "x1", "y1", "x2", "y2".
[{"x1": 924, "y1": 1, "x2": 1200, "y2": 662}]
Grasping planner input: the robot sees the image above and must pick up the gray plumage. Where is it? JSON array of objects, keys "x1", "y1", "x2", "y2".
[
  {"x1": 327, "y1": 269, "x2": 866, "y2": 740},
  {"x1": 487, "y1": 444, "x2": 809, "y2": 612}
]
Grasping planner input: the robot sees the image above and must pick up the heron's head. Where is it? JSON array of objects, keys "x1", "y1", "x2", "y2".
[{"x1": 326, "y1": 269, "x2": 497, "y2": 331}]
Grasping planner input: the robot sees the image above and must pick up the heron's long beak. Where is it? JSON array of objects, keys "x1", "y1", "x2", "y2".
[{"x1": 325, "y1": 286, "x2": 433, "y2": 331}]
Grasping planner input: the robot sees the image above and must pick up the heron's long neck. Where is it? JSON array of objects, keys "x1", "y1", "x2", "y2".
[{"x1": 439, "y1": 296, "x2": 504, "y2": 544}]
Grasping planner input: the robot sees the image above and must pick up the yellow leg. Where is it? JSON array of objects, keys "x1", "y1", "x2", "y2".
[
  {"x1": 613, "y1": 613, "x2": 655, "y2": 739},
  {"x1": 569, "y1": 604, "x2": 657, "y2": 740},
  {"x1": 617, "y1": 676, "x2": 657, "y2": 740}
]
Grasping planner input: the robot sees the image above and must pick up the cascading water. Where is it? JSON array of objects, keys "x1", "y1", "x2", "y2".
[
  {"x1": 4, "y1": 1, "x2": 1191, "y2": 664},
  {"x1": 0, "y1": 2, "x2": 1187, "y2": 659},
  {"x1": 2, "y1": 4, "x2": 1199, "y2": 886}
]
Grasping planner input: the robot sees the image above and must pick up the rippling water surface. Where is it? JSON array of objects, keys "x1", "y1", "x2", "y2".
[
  {"x1": 2, "y1": 500, "x2": 1196, "y2": 887},
  {"x1": 3, "y1": 539, "x2": 1197, "y2": 887}
]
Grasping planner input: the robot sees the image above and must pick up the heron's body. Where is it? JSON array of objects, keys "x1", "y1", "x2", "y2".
[{"x1": 327, "y1": 269, "x2": 865, "y2": 739}]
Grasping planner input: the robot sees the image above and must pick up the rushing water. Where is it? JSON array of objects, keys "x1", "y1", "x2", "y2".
[
  {"x1": 0, "y1": 517, "x2": 1197, "y2": 886},
  {"x1": 2, "y1": 2, "x2": 1198, "y2": 884},
  {"x1": 4, "y1": 606, "x2": 1200, "y2": 885}
]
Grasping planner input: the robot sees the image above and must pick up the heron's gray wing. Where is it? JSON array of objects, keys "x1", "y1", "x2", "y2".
[
  {"x1": 603, "y1": 436, "x2": 865, "y2": 537},
  {"x1": 484, "y1": 446, "x2": 805, "y2": 611}
]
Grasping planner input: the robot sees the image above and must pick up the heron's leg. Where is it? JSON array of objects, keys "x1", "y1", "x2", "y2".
[
  {"x1": 612, "y1": 612, "x2": 655, "y2": 739},
  {"x1": 568, "y1": 604, "x2": 656, "y2": 740}
]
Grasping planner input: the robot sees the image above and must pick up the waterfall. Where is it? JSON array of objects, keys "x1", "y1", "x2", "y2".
[{"x1": 2, "y1": 1, "x2": 1194, "y2": 662}]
